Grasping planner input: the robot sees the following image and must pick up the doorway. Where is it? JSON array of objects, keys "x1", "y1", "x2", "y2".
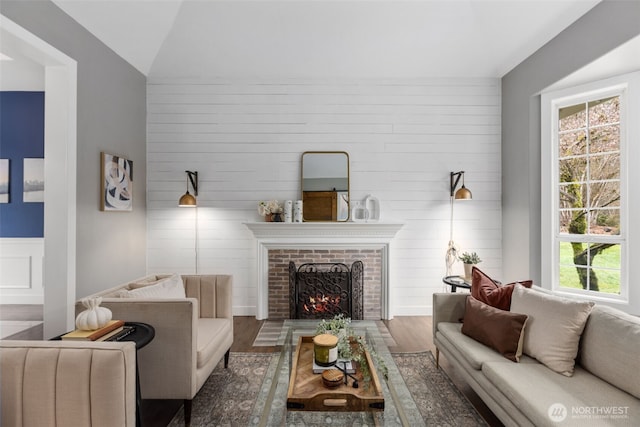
[{"x1": 0, "y1": 15, "x2": 77, "y2": 338}]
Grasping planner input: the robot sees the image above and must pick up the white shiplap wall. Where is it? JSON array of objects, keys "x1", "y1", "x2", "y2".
[{"x1": 146, "y1": 78, "x2": 501, "y2": 316}]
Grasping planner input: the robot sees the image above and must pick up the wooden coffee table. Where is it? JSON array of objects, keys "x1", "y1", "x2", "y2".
[{"x1": 287, "y1": 335, "x2": 384, "y2": 412}]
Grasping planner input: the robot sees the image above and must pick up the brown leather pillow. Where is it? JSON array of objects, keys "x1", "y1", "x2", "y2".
[
  {"x1": 461, "y1": 296, "x2": 529, "y2": 362},
  {"x1": 470, "y1": 267, "x2": 533, "y2": 311}
]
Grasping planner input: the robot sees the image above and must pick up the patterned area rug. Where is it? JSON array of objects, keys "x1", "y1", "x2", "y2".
[
  {"x1": 168, "y1": 351, "x2": 486, "y2": 426},
  {"x1": 393, "y1": 352, "x2": 487, "y2": 426},
  {"x1": 167, "y1": 353, "x2": 272, "y2": 427}
]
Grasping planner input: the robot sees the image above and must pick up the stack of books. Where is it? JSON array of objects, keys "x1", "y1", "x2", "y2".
[{"x1": 61, "y1": 320, "x2": 125, "y2": 341}]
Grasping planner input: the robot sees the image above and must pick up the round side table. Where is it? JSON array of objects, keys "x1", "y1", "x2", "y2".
[
  {"x1": 442, "y1": 275, "x2": 471, "y2": 293},
  {"x1": 117, "y1": 323, "x2": 155, "y2": 427}
]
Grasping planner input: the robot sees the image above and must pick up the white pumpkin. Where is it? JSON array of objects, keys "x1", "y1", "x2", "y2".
[{"x1": 75, "y1": 297, "x2": 112, "y2": 330}]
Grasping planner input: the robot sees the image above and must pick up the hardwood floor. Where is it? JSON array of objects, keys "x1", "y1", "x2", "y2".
[
  {"x1": 0, "y1": 305, "x2": 43, "y2": 340},
  {"x1": 0, "y1": 312, "x2": 503, "y2": 426},
  {"x1": 0, "y1": 305, "x2": 43, "y2": 321}
]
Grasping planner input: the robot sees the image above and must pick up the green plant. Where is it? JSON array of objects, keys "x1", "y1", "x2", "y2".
[
  {"x1": 459, "y1": 251, "x2": 481, "y2": 264},
  {"x1": 315, "y1": 314, "x2": 388, "y2": 387}
]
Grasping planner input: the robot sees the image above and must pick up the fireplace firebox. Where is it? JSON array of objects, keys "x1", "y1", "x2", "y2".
[{"x1": 289, "y1": 261, "x2": 364, "y2": 320}]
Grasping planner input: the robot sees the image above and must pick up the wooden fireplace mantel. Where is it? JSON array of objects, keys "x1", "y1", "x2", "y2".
[{"x1": 244, "y1": 221, "x2": 404, "y2": 320}]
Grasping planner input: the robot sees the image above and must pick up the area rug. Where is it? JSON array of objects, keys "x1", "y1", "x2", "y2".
[
  {"x1": 393, "y1": 352, "x2": 487, "y2": 426},
  {"x1": 168, "y1": 351, "x2": 486, "y2": 426},
  {"x1": 167, "y1": 353, "x2": 273, "y2": 427}
]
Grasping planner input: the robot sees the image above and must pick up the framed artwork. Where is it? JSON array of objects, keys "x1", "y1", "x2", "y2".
[
  {"x1": 0, "y1": 159, "x2": 9, "y2": 203},
  {"x1": 23, "y1": 158, "x2": 44, "y2": 203},
  {"x1": 100, "y1": 152, "x2": 133, "y2": 211}
]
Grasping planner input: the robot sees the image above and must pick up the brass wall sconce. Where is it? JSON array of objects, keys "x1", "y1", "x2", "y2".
[
  {"x1": 450, "y1": 171, "x2": 472, "y2": 200},
  {"x1": 446, "y1": 171, "x2": 472, "y2": 276},
  {"x1": 178, "y1": 170, "x2": 198, "y2": 207}
]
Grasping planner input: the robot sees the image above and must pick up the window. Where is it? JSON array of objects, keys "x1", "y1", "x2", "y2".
[
  {"x1": 557, "y1": 96, "x2": 622, "y2": 295},
  {"x1": 542, "y1": 72, "x2": 640, "y2": 304}
]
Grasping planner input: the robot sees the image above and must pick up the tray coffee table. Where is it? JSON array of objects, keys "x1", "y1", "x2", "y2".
[{"x1": 287, "y1": 335, "x2": 384, "y2": 411}]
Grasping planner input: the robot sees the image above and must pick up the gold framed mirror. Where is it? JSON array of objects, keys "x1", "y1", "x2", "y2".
[{"x1": 301, "y1": 151, "x2": 349, "y2": 221}]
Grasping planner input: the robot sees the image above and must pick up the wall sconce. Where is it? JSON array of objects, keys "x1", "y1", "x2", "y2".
[
  {"x1": 178, "y1": 170, "x2": 198, "y2": 207},
  {"x1": 445, "y1": 171, "x2": 472, "y2": 277},
  {"x1": 450, "y1": 171, "x2": 472, "y2": 200}
]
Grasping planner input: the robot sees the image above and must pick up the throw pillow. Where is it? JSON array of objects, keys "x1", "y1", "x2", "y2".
[
  {"x1": 121, "y1": 273, "x2": 186, "y2": 299},
  {"x1": 470, "y1": 267, "x2": 533, "y2": 311},
  {"x1": 128, "y1": 275, "x2": 165, "y2": 289},
  {"x1": 510, "y1": 284, "x2": 594, "y2": 376},
  {"x1": 461, "y1": 296, "x2": 529, "y2": 362}
]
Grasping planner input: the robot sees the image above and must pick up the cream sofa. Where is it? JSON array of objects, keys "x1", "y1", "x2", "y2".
[
  {"x1": 433, "y1": 292, "x2": 640, "y2": 427},
  {"x1": 77, "y1": 274, "x2": 233, "y2": 425},
  {"x1": 1, "y1": 340, "x2": 137, "y2": 427}
]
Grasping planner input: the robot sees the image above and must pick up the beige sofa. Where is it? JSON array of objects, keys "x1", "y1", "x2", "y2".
[
  {"x1": 78, "y1": 274, "x2": 233, "y2": 425},
  {"x1": 1, "y1": 340, "x2": 137, "y2": 427},
  {"x1": 433, "y1": 292, "x2": 640, "y2": 427}
]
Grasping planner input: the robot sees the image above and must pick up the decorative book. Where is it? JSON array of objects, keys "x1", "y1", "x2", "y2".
[{"x1": 61, "y1": 320, "x2": 125, "y2": 341}]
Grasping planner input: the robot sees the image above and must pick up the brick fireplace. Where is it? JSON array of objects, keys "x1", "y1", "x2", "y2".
[
  {"x1": 244, "y1": 222, "x2": 403, "y2": 320},
  {"x1": 269, "y1": 249, "x2": 382, "y2": 319}
]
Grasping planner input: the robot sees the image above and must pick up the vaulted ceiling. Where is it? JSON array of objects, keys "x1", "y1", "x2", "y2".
[{"x1": 51, "y1": 0, "x2": 601, "y2": 79}]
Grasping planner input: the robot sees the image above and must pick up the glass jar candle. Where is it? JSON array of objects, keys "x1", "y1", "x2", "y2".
[{"x1": 313, "y1": 333, "x2": 339, "y2": 367}]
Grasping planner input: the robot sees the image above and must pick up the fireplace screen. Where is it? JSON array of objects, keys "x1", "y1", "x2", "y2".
[{"x1": 289, "y1": 261, "x2": 363, "y2": 320}]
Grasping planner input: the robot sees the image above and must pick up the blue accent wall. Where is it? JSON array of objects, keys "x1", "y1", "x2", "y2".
[{"x1": 0, "y1": 92, "x2": 45, "y2": 237}]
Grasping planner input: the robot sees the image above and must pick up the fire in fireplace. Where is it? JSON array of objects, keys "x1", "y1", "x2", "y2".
[
  {"x1": 289, "y1": 261, "x2": 363, "y2": 320},
  {"x1": 303, "y1": 294, "x2": 342, "y2": 315}
]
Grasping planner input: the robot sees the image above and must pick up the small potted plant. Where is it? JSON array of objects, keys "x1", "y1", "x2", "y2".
[
  {"x1": 459, "y1": 251, "x2": 481, "y2": 279},
  {"x1": 315, "y1": 314, "x2": 388, "y2": 387}
]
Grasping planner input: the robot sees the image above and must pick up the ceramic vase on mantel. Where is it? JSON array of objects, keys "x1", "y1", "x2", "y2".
[{"x1": 463, "y1": 263, "x2": 475, "y2": 281}]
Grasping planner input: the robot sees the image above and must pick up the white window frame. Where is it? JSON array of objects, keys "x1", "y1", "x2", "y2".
[{"x1": 541, "y1": 72, "x2": 640, "y2": 307}]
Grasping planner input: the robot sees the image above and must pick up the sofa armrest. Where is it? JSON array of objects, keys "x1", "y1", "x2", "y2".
[
  {"x1": 432, "y1": 293, "x2": 467, "y2": 338},
  {"x1": 79, "y1": 298, "x2": 199, "y2": 399},
  {"x1": 1, "y1": 340, "x2": 137, "y2": 427}
]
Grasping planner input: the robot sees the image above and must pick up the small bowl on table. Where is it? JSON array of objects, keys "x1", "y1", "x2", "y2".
[{"x1": 321, "y1": 369, "x2": 344, "y2": 388}]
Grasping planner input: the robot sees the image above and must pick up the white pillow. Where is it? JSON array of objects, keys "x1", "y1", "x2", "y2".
[
  {"x1": 510, "y1": 284, "x2": 594, "y2": 376},
  {"x1": 121, "y1": 273, "x2": 186, "y2": 299},
  {"x1": 128, "y1": 276, "x2": 163, "y2": 289}
]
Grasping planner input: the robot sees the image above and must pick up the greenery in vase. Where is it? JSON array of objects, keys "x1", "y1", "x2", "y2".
[
  {"x1": 315, "y1": 314, "x2": 388, "y2": 387},
  {"x1": 459, "y1": 251, "x2": 481, "y2": 264}
]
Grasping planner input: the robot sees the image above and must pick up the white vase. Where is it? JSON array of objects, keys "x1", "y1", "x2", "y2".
[
  {"x1": 463, "y1": 263, "x2": 475, "y2": 280},
  {"x1": 284, "y1": 200, "x2": 293, "y2": 222},
  {"x1": 75, "y1": 297, "x2": 112, "y2": 330},
  {"x1": 294, "y1": 200, "x2": 303, "y2": 222}
]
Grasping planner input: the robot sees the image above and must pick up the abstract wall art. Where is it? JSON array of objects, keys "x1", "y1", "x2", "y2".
[{"x1": 100, "y1": 152, "x2": 133, "y2": 211}]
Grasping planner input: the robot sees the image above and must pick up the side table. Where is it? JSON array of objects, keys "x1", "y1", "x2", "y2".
[
  {"x1": 442, "y1": 275, "x2": 471, "y2": 293},
  {"x1": 119, "y1": 323, "x2": 155, "y2": 427}
]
